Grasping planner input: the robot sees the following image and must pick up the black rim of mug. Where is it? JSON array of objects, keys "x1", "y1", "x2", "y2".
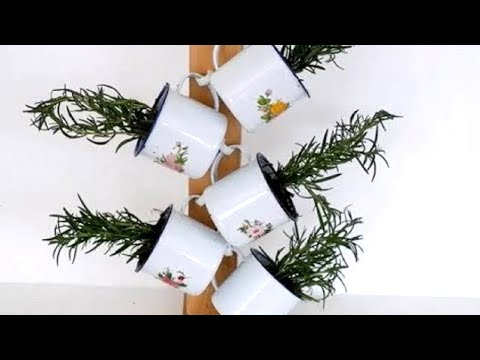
[
  {"x1": 135, "y1": 204, "x2": 173, "y2": 272},
  {"x1": 134, "y1": 83, "x2": 170, "y2": 157},
  {"x1": 269, "y1": 45, "x2": 311, "y2": 98},
  {"x1": 257, "y1": 153, "x2": 298, "y2": 221},
  {"x1": 250, "y1": 248, "x2": 299, "y2": 298}
]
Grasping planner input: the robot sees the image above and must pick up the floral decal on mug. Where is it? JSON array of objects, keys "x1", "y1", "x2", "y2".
[
  {"x1": 157, "y1": 268, "x2": 188, "y2": 289},
  {"x1": 257, "y1": 89, "x2": 290, "y2": 122},
  {"x1": 238, "y1": 220, "x2": 273, "y2": 240},
  {"x1": 155, "y1": 142, "x2": 188, "y2": 173}
]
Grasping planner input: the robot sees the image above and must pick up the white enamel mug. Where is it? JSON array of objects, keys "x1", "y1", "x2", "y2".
[
  {"x1": 211, "y1": 249, "x2": 301, "y2": 315},
  {"x1": 134, "y1": 74, "x2": 231, "y2": 179},
  {"x1": 195, "y1": 148, "x2": 298, "y2": 247},
  {"x1": 208, "y1": 45, "x2": 310, "y2": 133},
  {"x1": 136, "y1": 200, "x2": 232, "y2": 296}
]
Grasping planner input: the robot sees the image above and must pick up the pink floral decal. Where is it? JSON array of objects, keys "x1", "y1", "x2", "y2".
[
  {"x1": 155, "y1": 142, "x2": 188, "y2": 173},
  {"x1": 238, "y1": 220, "x2": 273, "y2": 240},
  {"x1": 157, "y1": 268, "x2": 188, "y2": 289}
]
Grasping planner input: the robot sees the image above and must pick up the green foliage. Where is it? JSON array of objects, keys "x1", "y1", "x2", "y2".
[
  {"x1": 25, "y1": 85, "x2": 155, "y2": 152},
  {"x1": 258, "y1": 208, "x2": 363, "y2": 303},
  {"x1": 280, "y1": 45, "x2": 353, "y2": 75},
  {"x1": 44, "y1": 195, "x2": 158, "y2": 265},
  {"x1": 276, "y1": 110, "x2": 400, "y2": 219}
]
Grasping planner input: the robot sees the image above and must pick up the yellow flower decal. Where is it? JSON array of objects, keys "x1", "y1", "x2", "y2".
[
  {"x1": 270, "y1": 101, "x2": 289, "y2": 117},
  {"x1": 257, "y1": 89, "x2": 290, "y2": 122}
]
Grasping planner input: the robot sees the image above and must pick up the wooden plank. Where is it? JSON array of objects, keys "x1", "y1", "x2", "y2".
[{"x1": 184, "y1": 45, "x2": 243, "y2": 315}]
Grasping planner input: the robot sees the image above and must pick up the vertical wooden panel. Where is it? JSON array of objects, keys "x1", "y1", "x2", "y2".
[{"x1": 184, "y1": 45, "x2": 243, "y2": 315}]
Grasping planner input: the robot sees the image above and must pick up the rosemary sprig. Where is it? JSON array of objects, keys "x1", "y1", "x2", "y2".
[
  {"x1": 258, "y1": 208, "x2": 363, "y2": 303},
  {"x1": 276, "y1": 110, "x2": 400, "y2": 218},
  {"x1": 44, "y1": 195, "x2": 158, "y2": 265},
  {"x1": 280, "y1": 45, "x2": 353, "y2": 75},
  {"x1": 25, "y1": 85, "x2": 155, "y2": 152}
]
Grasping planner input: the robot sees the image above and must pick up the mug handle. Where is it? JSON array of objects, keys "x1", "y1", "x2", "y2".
[
  {"x1": 176, "y1": 72, "x2": 220, "y2": 112},
  {"x1": 212, "y1": 45, "x2": 250, "y2": 71},
  {"x1": 210, "y1": 246, "x2": 246, "y2": 291},
  {"x1": 179, "y1": 194, "x2": 244, "y2": 292},
  {"x1": 194, "y1": 144, "x2": 253, "y2": 207},
  {"x1": 179, "y1": 195, "x2": 202, "y2": 214},
  {"x1": 208, "y1": 144, "x2": 254, "y2": 185}
]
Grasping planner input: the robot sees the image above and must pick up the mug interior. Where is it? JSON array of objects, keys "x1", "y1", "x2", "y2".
[
  {"x1": 257, "y1": 153, "x2": 298, "y2": 221},
  {"x1": 134, "y1": 83, "x2": 170, "y2": 157},
  {"x1": 135, "y1": 204, "x2": 173, "y2": 272}
]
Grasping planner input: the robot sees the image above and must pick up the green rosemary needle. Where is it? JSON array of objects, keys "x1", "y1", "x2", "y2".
[{"x1": 25, "y1": 85, "x2": 155, "y2": 152}]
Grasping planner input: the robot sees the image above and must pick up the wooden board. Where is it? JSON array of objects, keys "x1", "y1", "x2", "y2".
[{"x1": 184, "y1": 45, "x2": 243, "y2": 315}]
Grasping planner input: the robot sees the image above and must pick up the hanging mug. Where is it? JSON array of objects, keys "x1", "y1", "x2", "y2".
[
  {"x1": 211, "y1": 248, "x2": 301, "y2": 315},
  {"x1": 136, "y1": 198, "x2": 234, "y2": 296},
  {"x1": 207, "y1": 45, "x2": 310, "y2": 133},
  {"x1": 195, "y1": 147, "x2": 298, "y2": 247},
  {"x1": 134, "y1": 73, "x2": 232, "y2": 179}
]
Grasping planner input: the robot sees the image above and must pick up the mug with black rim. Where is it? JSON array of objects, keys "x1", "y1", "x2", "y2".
[
  {"x1": 195, "y1": 147, "x2": 298, "y2": 248},
  {"x1": 206, "y1": 45, "x2": 310, "y2": 133},
  {"x1": 136, "y1": 198, "x2": 236, "y2": 296},
  {"x1": 211, "y1": 248, "x2": 301, "y2": 315},
  {"x1": 134, "y1": 73, "x2": 235, "y2": 179}
]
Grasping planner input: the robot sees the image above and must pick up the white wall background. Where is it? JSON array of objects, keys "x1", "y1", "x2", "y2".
[
  {"x1": 0, "y1": 283, "x2": 183, "y2": 315},
  {"x1": 291, "y1": 295, "x2": 480, "y2": 315},
  {"x1": 1, "y1": 45, "x2": 479, "y2": 314},
  {"x1": 0, "y1": 45, "x2": 188, "y2": 291},
  {"x1": 249, "y1": 45, "x2": 480, "y2": 313}
]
